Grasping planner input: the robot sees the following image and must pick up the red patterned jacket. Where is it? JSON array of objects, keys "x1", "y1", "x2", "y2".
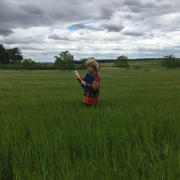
[{"x1": 77, "y1": 73, "x2": 100, "y2": 105}]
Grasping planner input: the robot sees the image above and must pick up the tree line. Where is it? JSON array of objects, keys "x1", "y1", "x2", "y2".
[
  {"x1": 0, "y1": 44, "x2": 23, "y2": 64},
  {"x1": 0, "y1": 44, "x2": 180, "y2": 70},
  {"x1": 113, "y1": 55, "x2": 180, "y2": 70},
  {"x1": 0, "y1": 44, "x2": 87, "y2": 70}
]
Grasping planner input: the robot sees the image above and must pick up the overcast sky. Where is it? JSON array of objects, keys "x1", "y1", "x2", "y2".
[{"x1": 0, "y1": 0, "x2": 180, "y2": 62}]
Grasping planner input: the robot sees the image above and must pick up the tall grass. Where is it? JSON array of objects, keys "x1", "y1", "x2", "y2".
[{"x1": 0, "y1": 69, "x2": 180, "y2": 179}]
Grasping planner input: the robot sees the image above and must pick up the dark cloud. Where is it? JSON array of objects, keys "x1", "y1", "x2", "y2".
[
  {"x1": 88, "y1": 26, "x2": 104, "y2": 31},
  {"x1": 0, "y1": 0, "x2": 174, "y2": 31},
  {"x1": 123, "y1": 14, "x2": 133, "y2": 19},
  {"x1": 102, "y1": 23, "x2": 124, "y2": 32},
  {"x1": 19, "y1": 4, "x2": 44, "y2": 15},
  {"x1": 123, "y1": 0, "x2": 171, "y2": 13},
  {"x1": 0, "y1": 0, "x2": 52, "y2": 29},
  {"x1": 0, "y1": 29, "x2": 14, "y2": 36},
  {"x1": 1, "y1": 36, "x2": 45, "y2": 44},
  {"x1": 124, "y1": 0, "x2": 143, "y2": 7},
  {"x1": 122, "y1": 30, "x2": 144, "y2": 36},
  {"x1": 0, "y1": 0, "x2": 92, "y2": 29},
  {"x1": 98, "y1": 7, "x2": 114, "y2": 19},
  {"x1": 48, "y1": 34, "x2": 71, "y2": 41},
  {"x1": 71, "y1": 23, "x2": 86, "y2": 29}
]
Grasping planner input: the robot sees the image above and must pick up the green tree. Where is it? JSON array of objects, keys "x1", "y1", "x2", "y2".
[
  {"x1": 54, "y1": 51, "x2": 75, "y2": 71},
  {"x1": 22, "y1": 58, "x2": 36, "y2": 69},
  {"x1": 0, "y1": 44, "x2": 8, "y2": 64},
  {"x1": 79, "y1": 58, "x2": 88, "y2": 69},
  {"x1": 176, "y1": 58, "x2": 180, "y2": 68},
  {"x1": 6, "y1": 47, "x2": 23, "y2": 64},
  {"x1": 114, "y1": 55, "x2": 129, "y2": 69},
  {"x1": 161, "y1": 55, "x2": 179, "y2": 70},
  {"x1": 0, "y1": 45, "x2": 23, "y2": 64}
]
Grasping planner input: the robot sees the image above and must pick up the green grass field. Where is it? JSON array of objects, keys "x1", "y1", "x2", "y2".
[{"x1": 0, "y1": 69, "x2": 180, "y2": 180}]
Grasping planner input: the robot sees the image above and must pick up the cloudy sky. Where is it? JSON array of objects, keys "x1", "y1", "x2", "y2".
[{"x1": 0, "y1": 0, "x2": 180, "y2": 62}]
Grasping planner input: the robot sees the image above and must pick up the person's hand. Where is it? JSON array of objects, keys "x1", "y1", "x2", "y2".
[
  {"x1": 74, "y1": 71, "x2": 79, "y2": 76},
  {"x1": 81, "y1": 80, "x2": 86, "y2": 85}
]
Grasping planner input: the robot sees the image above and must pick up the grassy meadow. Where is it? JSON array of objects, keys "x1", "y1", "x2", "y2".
[
  {"x1": 100, "y1": 59, "x2": 161, "y2": 70},
  {"x1": 0, "y1": 68, "x2": 180, "y2": 179}
]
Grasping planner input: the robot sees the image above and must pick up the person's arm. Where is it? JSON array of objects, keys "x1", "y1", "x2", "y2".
[{"x1": 74, "y1": 71, "x2": 86, "y2": 85}]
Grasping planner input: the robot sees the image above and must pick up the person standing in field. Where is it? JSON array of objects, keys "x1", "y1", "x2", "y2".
[{"x1": 74, "y1": 59, "x2": 100, "y2": 107}]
